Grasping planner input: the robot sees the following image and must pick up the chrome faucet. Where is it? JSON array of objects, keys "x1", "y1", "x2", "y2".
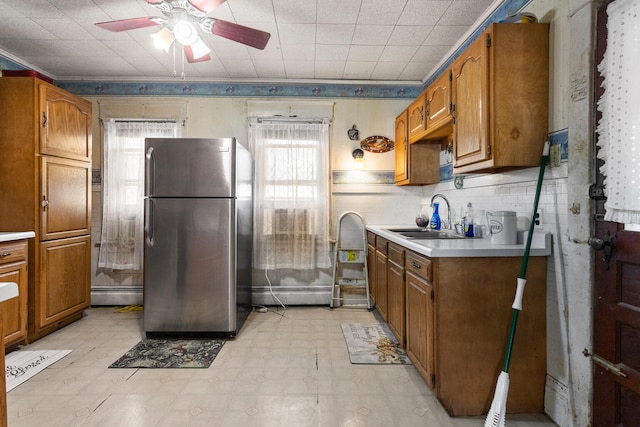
[{"x1": 430, "y1": 193, "x2": 452, "y2": 230}]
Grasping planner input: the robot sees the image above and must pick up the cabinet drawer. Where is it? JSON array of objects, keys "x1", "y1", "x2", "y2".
[
  {"x1": 388, "y1": 242, "x2": 405, "y2": 265},
  {"x1": 0, "y1": 241, "x2": 27, "y2": 265},
  {"x1": 406, "y1": 251, "x2": 432, "y2": 281},
  {"x1": 376, "y1": 236, "x2": 388, "y2": 253},
  {"x1": 367, "y1": 231, "x2": 376, "y2": 246}
]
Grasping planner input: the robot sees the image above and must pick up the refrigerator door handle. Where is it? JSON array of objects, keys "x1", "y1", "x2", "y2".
[
  {"x1": 146, "y1": 146, "x2": 155, "y2": 196},
  {"x1": 145, "y1": 198, "x2": 155, "y2": 247}
]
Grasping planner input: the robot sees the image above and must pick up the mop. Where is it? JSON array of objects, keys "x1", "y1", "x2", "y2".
[{"x1": 484, "y1": 141, "x2": 550, "y2": 427}]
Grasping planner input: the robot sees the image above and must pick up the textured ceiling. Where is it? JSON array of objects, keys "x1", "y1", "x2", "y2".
[{"x1": 0, "y1": 0, "x2": 499, "y2": 82}]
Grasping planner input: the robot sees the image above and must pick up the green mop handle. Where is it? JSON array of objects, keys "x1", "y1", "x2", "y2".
[{"x1": 502, "y1": 141, "x2": 550, "y2": 373}]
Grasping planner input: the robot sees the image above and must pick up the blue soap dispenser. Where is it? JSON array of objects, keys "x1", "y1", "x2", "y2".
[{"x1": 430, "y1": 202, "x2": 441, "y2": 230}]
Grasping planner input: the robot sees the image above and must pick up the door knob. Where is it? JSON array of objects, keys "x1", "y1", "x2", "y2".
[{"x1": 589, "y1": 229, "x2": 614, "y2": 270}]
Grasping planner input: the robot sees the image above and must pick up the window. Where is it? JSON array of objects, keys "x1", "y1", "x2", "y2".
[
  {"x1": 249, "y1": 120, "x2": 332, "y2": 270},
  {"x1": 98, "y1": 120, "x2": 179, "y2": 270}
]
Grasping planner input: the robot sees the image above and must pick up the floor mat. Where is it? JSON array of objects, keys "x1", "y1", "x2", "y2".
[
  {"x1": 5, "y1": 350, "x2": 72, "y2": 392},
  {"x1": 109, "y1": 339, "x2": 225, "y2": 368},
  {"x1": 341, "y1": 323, "x2": 412, "y2": 364}
]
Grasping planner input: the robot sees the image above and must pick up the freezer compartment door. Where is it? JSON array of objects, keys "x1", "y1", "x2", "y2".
[
  {"x1": 145, "y1": 138, "x2": 236, "y2": 198},
  {"x1": 144, "y1": 197, "x2": 237, "y2": 333}
]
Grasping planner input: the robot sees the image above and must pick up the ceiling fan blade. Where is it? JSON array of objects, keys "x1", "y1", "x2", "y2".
[
  {"x1": 211, "y1": 19, "x2": 271, "y2": 50},
  {"x1": 184, "y1": 45, "x2": 211, "y2": 63},
  {"x1": 188, "y1": 0, "x2": 227, "y2": 14},
  {"x1": 95, "y1": 17, "x2": 162, "y2": 32}
]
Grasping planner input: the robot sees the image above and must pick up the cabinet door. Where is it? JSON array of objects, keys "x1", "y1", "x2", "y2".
[
  {"x1": 425, "y1": 69, "x2": 452, "y2": 138},
  {"x1": 394, "y1": 111, "x2": 408, "y2": 183},
  {"x1": 40, "y1": 156, "x2": 91, "y2": 240},
  {"x1": 0, "y1": 241, "x2": 28, "y2": 348},
  {"x1": 387, "y1": 258, "x2": 405, "y2": 345},
  {"x1": 39, "y1": 83, "x2": 92, "y2": 161},
  {"x1": 406, "y1": 270, "x2": 435, "y2": 388},
  {"x1": 452, "y1": 33, "x2": 490, "y2": 168},
  {"x1": 36, "y1": 236, "x2": 91, "y2": 330},
  {"x1": 367, "y1": 243, "x2": 376, "y2": 304},
  {"x1": 407, "y1": 94, "x2": 427, "y2": 141},
  {"x1": 375, "y1": 250, "x2": 388, "y2": 321}
]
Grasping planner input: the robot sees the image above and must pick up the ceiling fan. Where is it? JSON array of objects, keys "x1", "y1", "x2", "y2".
[{"x1": 95, "y1": 0, "x2": 270, "y2": 64}]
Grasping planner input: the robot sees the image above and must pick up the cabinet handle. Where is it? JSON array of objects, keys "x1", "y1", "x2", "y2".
[
  {"x1": 0, "y1": 252, "x2": 11, "y2": 258},
  {"x1": 42, "y1": 195, "x2": 49, "y2": 210},
  {"x1": 42, "y1": 112, "x2": 47, "y2": 128},
  {"x1": 411, "y1": 260, "x2": 421, "y2": 269}
]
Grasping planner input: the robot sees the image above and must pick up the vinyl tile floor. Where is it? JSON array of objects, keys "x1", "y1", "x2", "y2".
[{"x1": 6, "y1": 306, "x2": 558, "y2": 427}]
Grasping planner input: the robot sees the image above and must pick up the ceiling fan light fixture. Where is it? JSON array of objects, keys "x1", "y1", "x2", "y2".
[
  {"x1": 173, "y1": 20, "x2": 199, "y2": 46},
  {"x1": 150, "y1": 27, "x2": 175, "y2": 52},
  {"x1": 190, "y1": 36, "x2": 211, "y2": 59}
]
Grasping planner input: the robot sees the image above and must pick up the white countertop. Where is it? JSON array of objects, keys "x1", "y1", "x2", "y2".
[
  {"x1": 367, "y1": 225, "x2": 552, "y2": 258},
  {"x1": 0, "y1": 231, "x2": 36, "y2": 243}
]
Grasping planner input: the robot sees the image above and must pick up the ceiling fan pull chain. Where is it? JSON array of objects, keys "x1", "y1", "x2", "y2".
[
  {"x1": 181, "y1": 48, "x2": 186, "y2": 80},
  {"x1": 172, "y1": 42, "x2": 177, "y2": 78}
]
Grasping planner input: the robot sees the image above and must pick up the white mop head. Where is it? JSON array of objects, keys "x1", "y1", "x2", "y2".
[{"x1": 484, "y1": 371, "x2": 510, "y2": 427}]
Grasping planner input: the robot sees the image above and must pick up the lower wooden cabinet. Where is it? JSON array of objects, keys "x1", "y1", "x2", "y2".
[
  {"x1": 374, "y1": 237, "x2": 388, "y2": 320},
  {"x1": 386, "y1": 242, "x2": 405, "y2": 345},
  {"x1": 0, "y1": 240, "x2": 28, "y2": 348},
  {"x1": 370, "y1": 229, "x2": 547, "y2": 417},
  {"x1": 29, "y1": 235, "x2": 91, "y2": 341},
  {"x1": 405, "y1": 250, "x2": 435, "y2": 388}
]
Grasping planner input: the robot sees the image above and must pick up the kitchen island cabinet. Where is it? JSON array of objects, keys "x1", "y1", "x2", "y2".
[
  {"x1": 0, "y1": 77, "x2": 92, "y2": 343},
  {"x1": 452, "y1": 23, "x2": 549, "y2": 174}
]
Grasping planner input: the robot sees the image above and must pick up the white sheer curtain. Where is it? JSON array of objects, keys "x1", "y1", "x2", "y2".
[
  {"x1": 99, "y1": 120, "x2": 180, "y2": 270},
  {"x1": 596, "y1": 0, "x2": 640, "y2": 224},
  {"x1": 249, "y1": 120, "x2": 332, "y2": 270}
]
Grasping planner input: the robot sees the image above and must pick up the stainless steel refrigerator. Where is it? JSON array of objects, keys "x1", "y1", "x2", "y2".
[{"x1": 143, "y1": 137, "x2": 252, "y2": 337}]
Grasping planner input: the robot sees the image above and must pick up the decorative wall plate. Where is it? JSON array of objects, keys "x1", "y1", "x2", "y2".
[{"x1": 360, "y1": 135, "x2": 394, "y2": 153}]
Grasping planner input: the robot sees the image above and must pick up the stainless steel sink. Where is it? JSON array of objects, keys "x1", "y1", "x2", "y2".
[{"x1": 385, "y1": 228, "x2": 465, "y2": 239}]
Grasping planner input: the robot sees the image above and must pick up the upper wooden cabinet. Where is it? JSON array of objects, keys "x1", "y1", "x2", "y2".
[
  {"x1": 407, "y1": 94, "x2": 427, "y2": 141},
  {"x1": 40, "y1": 84, "x2": 92, "y2": 161},
  {"x1": 424, "y1": 69, "x2": 453, "y2": 139},
  {"x1": 395, "y1": 110, "x2": 441, "y2": 186},
  {"x1": 452, "y1": 23, "x2": 549, "y2": 174},
  {"x1": 407, "y1": 69, "x2": 453, "y2": 144}
]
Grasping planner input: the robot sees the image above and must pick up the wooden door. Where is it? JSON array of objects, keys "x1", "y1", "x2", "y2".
[
  {"x1": 592, "y1": 3, "x2": 640, "y2": 423},
  {"x1": 406, "y1": 270, "x2": 434, "y2": 388},
  {"x1": 36, "y1": 235, "x2": 91, "y2": 330},
  {"x1": 593, "y1": 223, "x2": 640, "y2": 425},
  {"x1": 0, "y1": 240, "x2": 28, "y2": 347},
  {"x1": 39, "y1": 83, "x2": 92, "y2": 161},
  {"x1": 425, "y1": 69, "x2": 452, "y2": 135},
  {"x1": 387, "y1": 242, "x2": 405, "y2": 344},
  {"x1": 452, "y1": 31, "x2": 489, "y2": 168},
  {"x1": 394, "y1": 111, "x2": 408, "y2": 183},
  {"x1": 407, "y1": 94, "x2": 427, "y2": 140},
  {"x1": 375, "y1": 249, "x2": 388, "y2": 321},
  {"x1": 40, "y1": 156, "x2": 91, "y2": 240},
  {"x1": 367, "y1": 242, "x2": 376, "y2": 304}
]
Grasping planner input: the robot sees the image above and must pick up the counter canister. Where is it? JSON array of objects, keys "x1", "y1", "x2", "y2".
[{"x1": 486, "y1": 211, "x2": 517, "y2": 244}]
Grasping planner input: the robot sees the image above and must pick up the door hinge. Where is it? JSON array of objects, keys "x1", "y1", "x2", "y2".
[
  {"x1": 487, "y1": 144, "x2": 492, "y2": 155},
  {"x1": 430, "y1": 290, "x2": 434, "y2": 301},
  {"x1": 431, "y1": 374, "x2": 436, "y2": 386},
  {"x1": 449, "y1": 71, "x2": 452, "y2": 82},
  {"x1": 486, "y1": 34, "x2": 491, "y2": 48},
  {"x1": 589, "y1": 184, "x2": 606, "y2": 200}
]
